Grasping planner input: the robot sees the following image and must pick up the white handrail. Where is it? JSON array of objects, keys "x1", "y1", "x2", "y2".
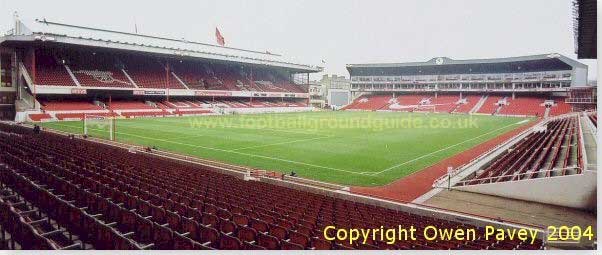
[{"x1": 453, "y1": 166, "x2": 581, "y2": 186}]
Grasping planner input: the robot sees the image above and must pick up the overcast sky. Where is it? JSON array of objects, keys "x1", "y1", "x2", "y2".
[{"x1": 0, "y1": 0, "x2": 596, "y2": 80}]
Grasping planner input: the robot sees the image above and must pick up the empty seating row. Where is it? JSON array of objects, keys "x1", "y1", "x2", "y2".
[
  {"x1": 0, "y1": 123, "x2": 544, "y2": 250},
  {"x1": 462, "y1": 116, "x2": 581, "y2": 185},
  {"x1": 41, "y1": 101, "x2": 103, "y2": 111},
  {"x1": 30, "y1": 51, "x2": 305, "y2": 93},
  {"x1": 343, "y1": 95, "x2": 392, "y2": 110},
  {"x1": 549, "y1": 100, "x2": 572, "y2": 116},
  {"x1": 345, "y1": 94, "x2": 573, "y2": 117},
  {"x1": 476, "y1": 96, "x2": 502, "y2": 114},
  {"x1": 33, "y1": 53, "x2": 77, "y2": 87},
  {"x1": 29, "y1": 98, "x2": 307, "y2": 122},
  {"x1": 498, "y1": 97, "x2": 546, "y2": 116},
  {"x1": 453, "y1": 96, "x2": 482, "y2": 113},
  {"x1": 0, "y1": 168, "x2": 83, "y2": 249}
]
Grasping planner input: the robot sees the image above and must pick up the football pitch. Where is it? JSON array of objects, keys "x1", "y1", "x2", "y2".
[{"x1": 39, "y1": 111, "x2": 531, "y2": 186}]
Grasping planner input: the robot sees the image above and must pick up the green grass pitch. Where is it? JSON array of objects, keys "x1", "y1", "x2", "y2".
[{"x1": 39, "y1": 111, "x2": 531, "y2": 186}]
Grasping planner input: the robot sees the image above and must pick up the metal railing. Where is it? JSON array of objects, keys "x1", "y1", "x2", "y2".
[{"x1": 454, "y1": 167, "x2": 582, "y2": 187}]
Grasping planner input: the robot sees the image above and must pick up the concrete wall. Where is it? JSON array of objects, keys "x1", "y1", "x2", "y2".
[
  {"x1": 454, "y1": 171, "x2": 597, "y2": 210},
  {"x1": 572, "y1": 66, "x2": 588, "y2": 87}
]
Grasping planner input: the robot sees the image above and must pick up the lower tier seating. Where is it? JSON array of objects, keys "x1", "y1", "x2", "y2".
[
  {"x1": 28, "y1": 113, "x2": 52, "y2": 122},
  {"x1": 41, "y1": 101, "x2": 103, "y2": 111},
  {"x1": 343, "y1": 95, "x2": 393, "y2": 110},
  {"x1": 345, "y1": 94, "x2": 573, "y2": 117},
  {"x1": 453, "y1": 96, "x2": 482, "y2": 113},
  {"x1": 476, "y1": 96, "x2": 502, "y2": 114},
  {"x1": 462, "y1": 116, "x2": 581, "y2": 185},
  {"x1": 0, "y1": 178, "x2": 84, "y2": 249},
  {"x1": 498, "y1": 97, "x2": 545, "y2": 116},
  {"x1": 549, "y1": 100, "x2": 572, "y2": 116},
  {"x1": 0, "y1": 124, "x2": 544, "y2": 250}
]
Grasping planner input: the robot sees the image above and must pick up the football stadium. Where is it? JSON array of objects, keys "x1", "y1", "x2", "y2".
[{"x1": 0, "y1": 0, "x2": 597, "y2": 253}]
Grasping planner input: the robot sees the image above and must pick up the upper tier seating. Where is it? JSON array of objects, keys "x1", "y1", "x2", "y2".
[
  {"x1": 69, "y1": 56, "x2": 135, "y2": 88},
  {"x1": 171, "y1": 62, "x2": 228, "y2": 90},
  {"x1": 0, "y1": 124, "x2": 544, "y2": 250},
  {"x1": 124, "y1": 59, "x2": 185, "y2": 89},
  {"x1": 499, "y1": 97, "x2": 546, "y2": 116},
  {"x1": 30, "y1": 51, "x2": 304, "y2": 92},
  {"x1": 34, "y1": 53, "x2": 76, "y2": 86},
  {"x1": 463, "y1": 116, "x2": 581, "y2": 185}
]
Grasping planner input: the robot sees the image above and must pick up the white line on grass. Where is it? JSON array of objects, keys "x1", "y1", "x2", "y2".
[
  {"x1": 149, "y1": 117, "x2": 330, "y2": 137},
  {"x1": 371, "y1": 121, "x2": 526, "y2": 176},
  {"x1": 230, "y1": 136, "x2": 335, "y2": 151},
  {"x1": 50, "y1": 122, "x2": 371, "y2": 176}
]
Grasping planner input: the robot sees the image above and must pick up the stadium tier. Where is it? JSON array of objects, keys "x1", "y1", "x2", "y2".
[
  {"x1": 343, "y1": 54, "x2": 591, "y2": 117},
  {"x1": 459, "y1": 116, "x2": 581, "y2": 185},
  {"x1": 28, "y1": 98, "x2": 308, "y2": 121},
  {"x1": 0, "y1": 123, "x2": 544, "y2": 250},
  {"x1": 453, "y1": 95, "x2": 481, "y2": 113},
  {"x1": 344, "y1": 93, "x2": 572, "y2": 117},
  {"x1": 476, "y1": 96, "x2": 503, "y2": 114},
  {"x1": 347, "y1": 54, "x2": 587, "y2": 93},
  {"x1": 27, "y1": 49, "x2": 307, "y2": 92},
  {"x1": 0, "y1": 18, "x2": 319, "y2": 124}
]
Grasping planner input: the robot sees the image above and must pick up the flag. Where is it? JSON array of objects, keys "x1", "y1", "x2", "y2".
[{"x1": 215, "y1": 27, "x2": 225, "y2": 46}]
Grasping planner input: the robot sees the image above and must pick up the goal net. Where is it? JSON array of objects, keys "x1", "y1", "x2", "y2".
[{"x1": 83, "y1": 114, "x2": 115, "y2": 140}]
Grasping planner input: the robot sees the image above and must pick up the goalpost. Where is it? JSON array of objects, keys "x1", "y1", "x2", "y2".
[{"x1": 83, "y1": 114, "x2": 115, "y2": 141}]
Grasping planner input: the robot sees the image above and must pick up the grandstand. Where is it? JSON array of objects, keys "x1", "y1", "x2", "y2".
[
  {"x1": 345, "y1": 54, "x2": 589, "y2": 117},
  {"x1": 0, "y1": 18, "x2": 318, "y2": 122}
]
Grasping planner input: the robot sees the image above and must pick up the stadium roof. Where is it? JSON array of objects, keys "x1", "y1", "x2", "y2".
[
  {"x1": 573, "y1": 0, "x2": 596, "y2": 59},
  {"x1": 0, "y1": 17, "x2": 322, "y2": 73},
  {"x1": 346, "y1": 54, "x2": 587, "y2": 76}
]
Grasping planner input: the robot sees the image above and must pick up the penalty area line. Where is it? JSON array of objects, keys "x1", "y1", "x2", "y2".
[{"x1": 230, "y1": 135, "x2": 334, "y2": 151}]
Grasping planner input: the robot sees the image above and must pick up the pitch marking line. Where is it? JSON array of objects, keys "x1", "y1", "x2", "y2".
[
  {"x1": 121, "y1": 121, "x2": 333, "y2": 146},
  {"x1": 371, "y1": 121, "x2": 527, "y2": 176},
  {"x1": 230, "y1": 136, "x2": 335, "y2": 151},
  {"x1": 151, "y1": 117, "x2": 330, "y2": 136},
  {"x1": 51, "y1": 123, "x2": 371, "y2": 176}
]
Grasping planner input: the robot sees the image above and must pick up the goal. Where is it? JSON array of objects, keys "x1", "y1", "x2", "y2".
[{"x1": 83, "y1": 114, "x2": 115, "y2": 140}]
